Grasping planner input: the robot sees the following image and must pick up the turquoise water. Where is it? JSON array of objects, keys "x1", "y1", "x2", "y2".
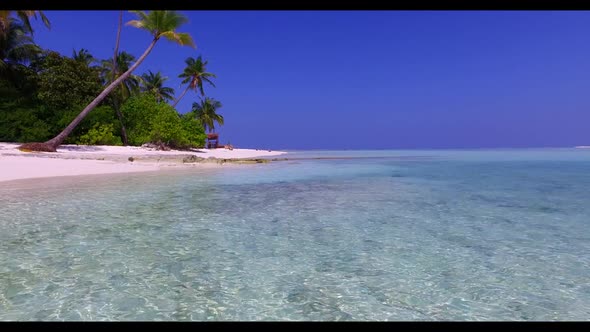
[{"x1": 1, "y1": 148, "x2": 590, "y2": 321}]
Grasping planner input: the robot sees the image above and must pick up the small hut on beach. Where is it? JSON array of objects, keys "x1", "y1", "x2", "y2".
[{"x1": 206, "y1": 133, "x2": 219, "y2": 149}]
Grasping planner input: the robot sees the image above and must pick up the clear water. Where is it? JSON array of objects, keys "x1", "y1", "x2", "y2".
[{"x1": 1, "y1": 148, "x2": 590, "y2": 321}]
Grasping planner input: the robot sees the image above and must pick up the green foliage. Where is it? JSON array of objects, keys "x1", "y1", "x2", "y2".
[
  {"x1": 121, "y1": 92, "x2": 205, "y2": 149},
  {"x1": 119, "y1": 92, "x2": 155, "y2": 145},
  {"x1": 178, "y1": 55, "x2": 216, "y2": 96},
  {"x1": 99, "y1": 51, "x2": 141, "y2": 107},
  {"x1": 57, "y1": 105, "x2": 119, "y2": 144},
  {"x1": 0, "y1": 65, "x2": 37, "y2": 105},
  {"x1": 126, "y1": 11, "x2": 195, "y2": 48},
  {"x1": 149, "y1": 108, "x2": 181, "y2": 144},
  {"x1": 71, "y1": 48, "x2": 95, "y2": 66},
  {"x1": 0, "y1": 104, "x2": 52, "y2": 142},
  {"x1": 0, "y1": 70, "x2": 51, "y2": 142},
  {"x1": 36, "y1": 51, "x2": 103, "y2": 111},
  {"x1": 149, "y1": 109, "x2": 206, "y2": 149},
  {"x1": 140, "y1": 70, "x2": 175, "y2": 102},
  {"x1": 78, "y1": 123, "x2": 122, "y2": 146},
  {"x1": 191, "y1": 97, "x2": 224, "y2": 133},
  {"x1": 0, "y1": 12, "x2": 220, "y2": 148},
  {"x1": 180, "y1": 114, "x2": 207, "y2": 148},
  {"x1": 27, "y1": 51, "x2": 122, "y2": 144},
  {"x1": 1, "y1": 19, "x2": 42, "y2": 75},
  {"x1": 2, "y1": 11, "x2": 51, "y2": 36}
]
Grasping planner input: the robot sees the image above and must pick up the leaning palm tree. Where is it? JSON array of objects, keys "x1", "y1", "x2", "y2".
[
  {"x1": 171, "y1": 55, "x2": 215, "y2": 108},
  {"x1": 0, "y1": 20, "x2": 41, "y2": 75},
  {"x1": 72, "y1": 48, "x2": 95, "y2": 67},
  {"x1": 140, "y1": 70, "x2": 175, "y2": 102},
  {"x1": 0, "y1": 10, "x2": 50, "y2": 37},
  {"x1": 20, "y1": 10, "x2": 195, "y2": 152},
  {"x1": 191, "y1": 97, "x2": 224, "y2": 133}
]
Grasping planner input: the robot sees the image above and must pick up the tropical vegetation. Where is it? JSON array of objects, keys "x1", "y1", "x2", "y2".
[
  {"x1": 190, "y1": 97, "x2": 224, "y2": 133},
  {"x1": 172, "y1": 55, "x2": 216, "y2": 108},
  {"x1": 140, "y1": 70, "x2": 175, "y2": 103},
  {"x1": 0, "y1": 10, "x2": 225, "y2": 152}
]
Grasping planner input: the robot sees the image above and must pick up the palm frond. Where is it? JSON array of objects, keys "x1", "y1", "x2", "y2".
[
  {"x1": 125, "y1": 19, "x2": 145, "y2": 29},
  {"x1": 190, "y1": 97, "x2": 224, "y2": 132},
  {"x1": 159, "y1": 31, "x2": 195, "y2": 48},
  {"x1": 15, "y1": 11, "x2": 34, "y2": 34},
  {"x1": 38, "y1": 11, "x2": 51, "y2": 29}
]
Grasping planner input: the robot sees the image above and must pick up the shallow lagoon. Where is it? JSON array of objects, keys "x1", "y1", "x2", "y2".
[{"x1": 1, "y1": 148, "x2": 589, "y2": 320}]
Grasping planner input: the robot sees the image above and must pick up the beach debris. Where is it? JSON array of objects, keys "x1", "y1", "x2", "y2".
[
  {"x1": 182, "y1": 155, "x2": 204, "y2": 163},
  {"x1": 219, "y1": 158, "x2": 268, "y2": 164},
  {"x1": 128, "y1": 157, "x2": 134, "y2": 162},
  {"x1": 141, "y1": 142, "x2": 171, "y2": 151}
]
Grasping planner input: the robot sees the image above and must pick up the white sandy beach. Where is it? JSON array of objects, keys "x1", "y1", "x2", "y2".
[{"x1": 0, "y1": 142, "x2": 286, "y2": 183}]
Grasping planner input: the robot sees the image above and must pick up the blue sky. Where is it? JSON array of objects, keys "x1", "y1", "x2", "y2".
[{"x1": 30, "y1": 11, "x2": 590, "y2": 150}]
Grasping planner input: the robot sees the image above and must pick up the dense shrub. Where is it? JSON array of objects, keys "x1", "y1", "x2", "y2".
[
  {"x1": 121, "y1": 93, "x2": 206, "y2": 149},
  {"x1": 78, "y1": 123, "x2": 122, "y2": 146},
  {"x1": 0, "y1": 67, "x2": 52, "y2": 142},
  {"x1": 59, "y1": 105, "x2": 119, "y2": 144},
  {"x1": 1, "y1": 49, "x2": 212, "y2": 148},
  {"x1": 0, "y1": 50, "x2": 121, "y2": 144},
  {"x1": 179, "y1": 114, "x2": 208, "y2": 148},
  {"x1": 36, "y1": 51, "x2": 103, "y2": 111},
  {"x1": 0, "y1": 106, "x2": 52, "y2": 142}
]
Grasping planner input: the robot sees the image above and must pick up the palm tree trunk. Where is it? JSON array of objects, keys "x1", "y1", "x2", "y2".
[
  {"x1": 171, "y1": 85, "x2": 189, "y2": 108},
  {"x1": 112, "y1": 10, "x2": 129, "y2": 145},
  {"x1": 45, "y1": 38, "x2": 159, "y2": 149},
  {"x1": 113, "y1": 100, "x2": 129, "y2": 145},
  {"x1": 113, "y1": 11, "x2": 122, "y2": 67}
]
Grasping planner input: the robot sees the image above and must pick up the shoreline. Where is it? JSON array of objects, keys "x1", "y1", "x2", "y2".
[{"x1": 0, "y1": 142, "x2": 287, "y2": 184}]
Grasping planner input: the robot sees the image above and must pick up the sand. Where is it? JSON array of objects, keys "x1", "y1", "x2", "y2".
[{"x1": 0, "y1": 142, "x2": 287, "y2": 183}]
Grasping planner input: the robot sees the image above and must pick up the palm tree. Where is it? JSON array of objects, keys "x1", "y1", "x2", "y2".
[
  {"x1": 107, "y1": 10, "x2": 130, "y2": 144},
  {"x1": 0, "y1": 20, "x2": 41, "y2": 75},
  {"x1": 191, "y1": 97, "x2": 224, "y2": 133},
  {"x1": 112, "y1": 11, "x2": 123, "y2": 74},
  {"x1": 20, "y1": 10, "x2": 195, "y2": 152},
  {"x1": 72, "y1": 48, "x2": 95, "y2": 67},
  {"x1": 100, "y1": 52, "x2": 141, "y2": 100},
  {"x1": 100, "y1": 51, "x2": 142, "y2": 145},
  {"x1": 140, "y1": 70, "x2": 175, "y2": 102},
  {"x1": 172, "y1": 55, "x2": 215, "y2": 108},
  {"x1": 0, "y1": 10, "x2": 50, "y2": 37}
]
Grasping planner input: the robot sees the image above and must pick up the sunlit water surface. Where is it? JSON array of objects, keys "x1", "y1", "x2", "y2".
[{"x1": 1, "y1": 148, "x2": 589, "y2": 320}]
